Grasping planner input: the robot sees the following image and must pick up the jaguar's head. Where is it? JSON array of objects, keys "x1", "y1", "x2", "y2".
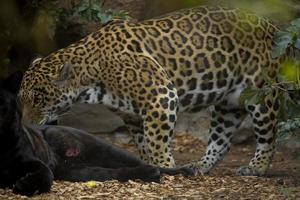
[{"x1": 19, "y1": 58, "x2": 75, "y2": 125}]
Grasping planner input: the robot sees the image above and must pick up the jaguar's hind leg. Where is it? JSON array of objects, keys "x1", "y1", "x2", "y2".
[
  {"x1": 185, "y1": 105, "x2": 246, "y2": 175},
  {"x1": 236, "y1": 91, "x2": 279, "y2": 176}
]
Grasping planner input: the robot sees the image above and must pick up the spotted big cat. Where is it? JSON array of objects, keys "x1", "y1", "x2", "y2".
[{"x1": 19, "y1": 6, "x2": 286, "y2": 176}]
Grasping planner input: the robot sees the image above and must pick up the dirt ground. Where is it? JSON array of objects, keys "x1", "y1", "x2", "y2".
[{"x1": 0, "y1": 133, "x2": 299, "y2": 200}]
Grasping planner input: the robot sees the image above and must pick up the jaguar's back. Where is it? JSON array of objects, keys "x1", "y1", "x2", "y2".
[{"x1": 90, "y1": 6, "x2": 279, "y2": 112}]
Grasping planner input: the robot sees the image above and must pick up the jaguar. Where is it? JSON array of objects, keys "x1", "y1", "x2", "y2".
[{"x1": 19, "y1": 6, "x2": 283, "y2": 176}]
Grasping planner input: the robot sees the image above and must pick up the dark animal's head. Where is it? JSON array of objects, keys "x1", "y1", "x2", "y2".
[
  {"x1": 0, "y1": 71, "x2": 23, "y2": 95},
  {"x1": 0, "y1": 71, "x2": 24, "y2": 128}
]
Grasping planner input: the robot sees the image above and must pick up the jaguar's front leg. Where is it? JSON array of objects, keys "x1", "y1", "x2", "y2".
[
  {"x1": 109, "y1": 109, "x2": 150, "y2": 163},
  {"x1": 142, "y1": 89, "x2": 179, "y2": 168},
  {"x1": 122, "y1": 87, "x2": 178, "y2": 168},
  {"x1": 186, "y1": 105, "x2": 246, "y2": 175},
  {"x1": 236, "y1": 91, "x2": 280, "y2": 176},
  {"x1": 112, "y1": 54, "x2": 179, "y2": 168}
]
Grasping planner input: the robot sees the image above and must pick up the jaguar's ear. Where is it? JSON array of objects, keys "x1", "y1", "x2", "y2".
[
  {"x1": 31, "y1": 56, "x2": 42, "y2": 64},
  {"x1": 53, "y1": 62, "x2": 73, "y2": 86}
]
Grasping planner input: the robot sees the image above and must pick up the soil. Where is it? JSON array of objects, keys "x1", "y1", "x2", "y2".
[{"x1": 0, "y1": 133, "x2": 299, "y2": 200}]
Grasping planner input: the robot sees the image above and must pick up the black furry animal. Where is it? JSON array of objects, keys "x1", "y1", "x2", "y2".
[{"x1": 0, "y1": 73, "x2": 191, "y2": 196}]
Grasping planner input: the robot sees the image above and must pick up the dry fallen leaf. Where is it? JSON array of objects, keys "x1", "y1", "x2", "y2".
[{"x1": 84, "y1": 181, "x2": 98, "y2": 189}]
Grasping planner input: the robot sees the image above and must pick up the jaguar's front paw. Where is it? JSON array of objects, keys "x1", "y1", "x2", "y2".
[
  {"x1": 236, "y1": 166, "x2": 265, "y2": 176},
  {"x1": 13, "y1": 172, "x2": 53, "y2": 196}
]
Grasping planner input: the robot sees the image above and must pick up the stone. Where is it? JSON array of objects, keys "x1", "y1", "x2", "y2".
[{"x1": 58, "y1": 103, "x2": 124, "y2": 133}]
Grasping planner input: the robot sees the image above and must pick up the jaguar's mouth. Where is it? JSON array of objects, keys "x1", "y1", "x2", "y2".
[
  {"x1": 22, "y1": 111, "x2": 54, "y2": 126},
  {"x1": 38, "y1": 116, "x2": 49, "y2": 125}
]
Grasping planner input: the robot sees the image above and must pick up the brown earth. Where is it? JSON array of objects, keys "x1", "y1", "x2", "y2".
[{"x1": 0, "y1": 133, "x2": 299, "y2": 200}]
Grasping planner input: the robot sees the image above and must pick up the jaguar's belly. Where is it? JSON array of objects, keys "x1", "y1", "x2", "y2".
[{"x1": 176, "y1": 79, "x2": 246, "y2": 112}]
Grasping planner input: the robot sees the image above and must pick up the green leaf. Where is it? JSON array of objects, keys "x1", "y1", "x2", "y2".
[
  {"x1": 291, "y1": 18, "x2": 300, "y2": 28},
  {"x1": 91, "y1": 4, "x2": 101, "y2": 12},
  {"x1": 97, "y1": 13, "x2": 111, "y2": 23},
  {"x1": 77, "y1": 4, "x2": 89, "y2": 12},
  {"x1": 239, "y1": 86, "x2": 258, "y2": 105},
  {"x1": 276, "y1": 36, "x2": 293, "y2": 47},
  {"x1": 286, "y1": 100, "x2": 300, "y2": 118},
  {"x1": 246, "y1": 91, "x2": 262, "y2": 106},
  {"x1": 273, "y1": 31, "x2": 290, "y2": 39},
  {"x1": 294, "y1": 38, "x2": 300, "y2": 49},
  {"x1": 271, "y1": 45, "x2": 286, "y2": 58},
  {"x1": 272, "y1": 31, "x2": 292, "y2": 58},
  {"x1": 286, "y1": 25, "x2": 299, "y2": 33}
]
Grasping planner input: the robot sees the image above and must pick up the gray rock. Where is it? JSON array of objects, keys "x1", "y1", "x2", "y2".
[
  {"x1": 59, "y1": 104, "x2": 254, "y2": 144},
  {"x1": 58, "y1": 104, "x2": 124, "y2": 133},
  {"x1": 175, "y1": 111, "x2": 211, "y2": 142}
]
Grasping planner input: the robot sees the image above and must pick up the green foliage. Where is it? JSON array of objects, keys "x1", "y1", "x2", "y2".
[
  {"x1": 240, "y1": 17, "x2": 300, "y2": 148},
  {"x1": 272, "y1": 18, "x2": 300, "y2": 59},
  {"x1": 239, "y1": 86, "x2": 273, "y2": 108},
  {"x1": 56, "y1": 0, "x2": 130, "y2": 29},
  {"x1": 72, "y1": 0, "x2": 130, "y2": 23},
  {"x1": 272, "y1": 20, "x2": 300, "y2": 137}
]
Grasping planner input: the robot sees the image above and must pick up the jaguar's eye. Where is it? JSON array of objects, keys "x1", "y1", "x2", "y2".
[
  {"x1": 31, "y1": 93, "x2": 44, "y2": 107},
  {"x1": 32, "y1": 97, "x2": 40, "y2": 105}
]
